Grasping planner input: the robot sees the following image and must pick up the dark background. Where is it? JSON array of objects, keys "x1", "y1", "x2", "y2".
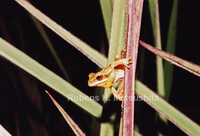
[{"x1": 0, "y1": 0, "x2": 200, "y2": 135}]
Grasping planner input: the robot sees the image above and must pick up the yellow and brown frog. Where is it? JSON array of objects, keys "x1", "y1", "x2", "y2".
[{"x1": 88, "y1": 49, "x2": 132, "y2": 101}]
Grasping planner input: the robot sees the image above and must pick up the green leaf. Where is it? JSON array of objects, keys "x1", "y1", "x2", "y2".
[
  {"x1": 0, "y1": 124, "x2": 12, "y2": 136},
  {"x1": 0, "y1": 38, "x2": 102, "y2": 118},
  {"x1": 135, "y1": 80, "x2": 200, "y2": 135},
  {"x1": 99, "y1": 0, "x2": 112, "y2": 41},
  {"x1": 107, "y1": 0, "x2": 127, "y2": 61},
  {"x1": 15, "y1": 0, "x2": 107, "y2": 69},
  {"x1": 164, "y1": 0, "x2": 178, "y2": 100},
  {"x1": 46, "y1": 91, "x2": 86, "y2": 136},
  {"x1": 100, "y1": 0, "x2": 127, "y2": 135},
  {"x1": 148, "y1": 0, "x2": 165, "y2": 98},
  {"x1": 30, "y1": 15, "x2": 70, "y2": 82},
  {"x1": 148, "y1": 0, "x2": 166, "y2": 125}
]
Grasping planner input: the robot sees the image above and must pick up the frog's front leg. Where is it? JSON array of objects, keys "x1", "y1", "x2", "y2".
[{"x1": 112, "y1": 57, "x2": 133, "y2": 68}]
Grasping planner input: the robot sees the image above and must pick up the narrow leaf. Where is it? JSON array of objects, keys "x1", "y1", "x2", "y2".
[
  {"x1": 100, "y1": 0, "x2": 127, "y2": 135},
  {"x1": 46, "y1": 90, "x2": 86, "y2": 136},
  {"x1": 0, "y1": 125, "x2": 11, "y2": 136},
  {"x1": 148, "y1": 0, "x2": 165, "y2": 97},
  {"x1": 0, "y1": 38, "x2": 102, "y2": 118},
  {"x1": 148, "y1": 0, "x2": 166, "y2": 124},
  {"x1": 108, "y1": 0, "x2": 127, "y2": 62},
  {"x1": 135, "y1": 80, "x2": 200, "y2": 135},
  {"x1": 134, "y1": 131, "x2": 142, "y2": 136},
  {"x1": 140, "y1": 40, "x2": 200, "y2": 77},
  {"x1": 99, "y1": 0, "x2": 112, "y2": 41},
  {"x1": 164, "y1": 0, "x2": 178, "y2": 100},
  {"x1": 15, "y1": 0, "x2": 107, "y2": 69},
  {"x1": 30, "y1": 16, "x2": 71, "y2": 81}
]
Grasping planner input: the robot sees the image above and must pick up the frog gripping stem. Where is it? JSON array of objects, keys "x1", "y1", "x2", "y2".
[{"x1": 124, "y1": 57, "x2": 133, "y2": 68}]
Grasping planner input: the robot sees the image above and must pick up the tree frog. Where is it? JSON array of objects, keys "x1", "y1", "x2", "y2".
[{"x1": 88, "y1": 49, "x2": 132, "y2": 101}]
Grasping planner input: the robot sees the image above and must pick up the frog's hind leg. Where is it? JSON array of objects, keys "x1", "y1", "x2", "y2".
[
  {"x1": 110, "y1": 80, "x2": 124, "y2": 101},
  {"x1": 115, "y1": 48, "x2": 126, "y2": 61}
]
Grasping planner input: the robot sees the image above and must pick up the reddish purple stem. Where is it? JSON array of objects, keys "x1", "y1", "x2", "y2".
[{"x1": 123, "y1": 0, "x2": 144, "y2": 135}]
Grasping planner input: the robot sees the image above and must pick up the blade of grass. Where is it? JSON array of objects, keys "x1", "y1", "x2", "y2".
[
  {"x1": 148, "y1": 0, "x2": 165, "y2": 98},
  {"x1": 15, "y1": 0, "x2": 107, "y2": 69},
  {"x1": 46, "y1": 90, "x2": 86, "y2": 136},
  {"x1": 148, "y1": 0, "x2": 166, "y2": 125},
  {"x1": 134, "y1": 131, "x2": 143, "y2": 136},
  {"x1": 0, "y1": 125, "x2": 11, "y2": 136},
  {"x1": 135, "y1": 80, "x2": 200, "y2": 135},
  {"x1": 164, "y1": 0, "x2": 178, "y2": 100},
  {"x1": 123, "y1": 0, "x2": 143, "y2": 135},
  {"x1": 0, "y1": 38, "x2": 102, "y2": 118},
  {"x1": 100, "y1": 0, "x2": 127, "y2": 135},
  {"x1": 140, "y1": 40, "x2": 200, "y2": 77},
  {"x1": 30, "y1": 15, "x2": 70, "y2": 82},
  {"x1": 107, "y1": 0, "x2": 127, "y2": 62},
  {"x1": 99, "y1": 0, "x2": 112, "y2": 41}
]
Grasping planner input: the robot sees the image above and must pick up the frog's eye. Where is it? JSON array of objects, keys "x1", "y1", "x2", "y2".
[{"x1": 96, "y1": 74, "x2": 103, "y2": 80}]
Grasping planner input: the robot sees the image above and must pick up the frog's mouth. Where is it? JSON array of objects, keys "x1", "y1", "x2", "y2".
[
  {"x1": 88, "y1": 78, "x2": 114, "y2": 88},
  {"x1": 88, "y1": 78, "x2": 108, "y2": 87}
]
